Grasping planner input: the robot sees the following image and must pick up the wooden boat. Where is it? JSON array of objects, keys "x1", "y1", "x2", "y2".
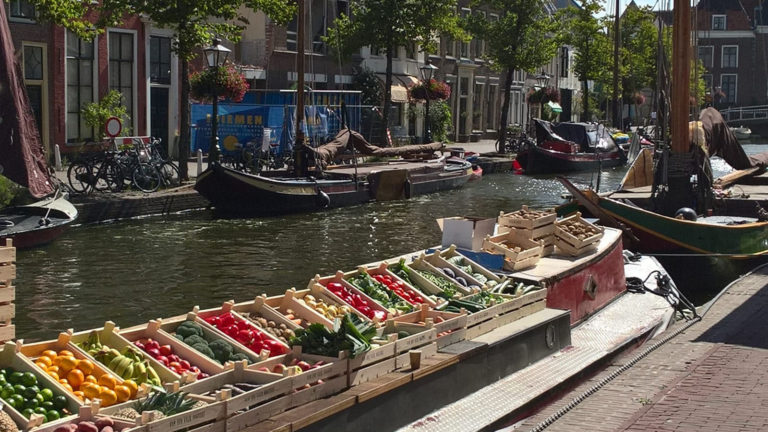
[
  {"x1": 195, "y1": 130, "x2": 472, "y2": 215},
  {"x1": 515, "y1": 119, "x2": 627, "y2": 174},
  {"x1": 0, "y1": 194, "x2": 78, "y2": 249}
]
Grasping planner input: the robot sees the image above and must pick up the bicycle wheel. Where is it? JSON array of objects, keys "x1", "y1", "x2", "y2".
[
  {"x1": 132, "y1": 163, "x2": 161, "y2": 193},
  {"x1": 93, "y1": 160, "x2": 123, "y2": 192},
  {"x1": 67, "y1": 161, "x2": 92, "y2": 194},
  {"x1": 495, "y1": 139, "x2": 504, "y2": 153},
  {"x1": 158, "y1": 161, "x2": 181, "y2": 188}
]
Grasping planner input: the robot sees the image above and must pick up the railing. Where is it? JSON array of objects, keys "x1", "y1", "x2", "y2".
[{"x1": 720, "y1": 105, "x2": 768, "y2": 123}]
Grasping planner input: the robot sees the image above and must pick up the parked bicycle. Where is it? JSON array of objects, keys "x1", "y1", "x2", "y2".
[
  {"x1": 495, "y1": 130, "x2": 535, "y2": 154},
  {"x1": 67, "y1": 150, "x2": 124, "y2": 194}
]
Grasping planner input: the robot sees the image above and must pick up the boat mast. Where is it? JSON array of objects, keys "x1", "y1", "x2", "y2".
[
  {"x1": 671, "y1": 0, "x2": 690, "y2": 154},
  {"x1": 293, "y1": 0, "x2": 307, "y2": 177},
  {"x1": 612, "y1": 0, "x2": 621, "y2": 129}
]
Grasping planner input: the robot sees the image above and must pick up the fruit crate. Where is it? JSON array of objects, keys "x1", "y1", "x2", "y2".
[
  {"x1": 482, "y1": 230, "x2": 543, "y2": 271},
  {"x1": 155, "y1": 315, "x2": 265, "y2": 366},
  {"x1": 69, "y1": 322, "x2": 178, "y2": 387},
  {"x1": 509, "y1": 229, "x2": 555, "y2": 257},
  {"x1": 33, "y1": 405, "x2": 134, "y2": 432},
  {"x1": 0, "y1": 240, "x2": 15, "y2": 345},
  {"x1": 406, "y1": 256, "x2": 475, "y2": 298},
  {"x1": 422, "y1": 251, "x2": 488, "y2": 290},
  {"x1": 354, "y1": 263, "x2": 437, "y2": 308},
  {"x1": 340, "y1": 268, "x2": 419, "y2": 318},
  {"x1": 311, "y1": 272, "x2": 391, "y2": 324},
  {"x1": 497, "y1": 206, "x2": 556, "y2": 230},
  {"x1": 554, "y1": 212, "x2": 604, "y2": 249},
  {"x1": 380, "y1": 320, "x2": 438, "y2": 356},
  {"x1": 15, "y1": 335, "x2": 139, "y2": 405},
  {"x1": 228, "y1": 299, "x2": 303, "y2": 344},
  {"x1": 464, "y1": 289, "x2": 548, "y2": 339},
  {"x1": 0, "y1": 341, "x2": 81, "y2": 431},
  {"x1": 118, "y1": 320, "x2": 225, "y2": 384},
  {"x1": 248, "y1": 350, "x2": 347, "y2": 390},
  {"x1": 258, "y1": 289, "x2": 336, "y2": 331},
  {"x1": 393, "y1": 304, "x2": 468, "y2": 349}
]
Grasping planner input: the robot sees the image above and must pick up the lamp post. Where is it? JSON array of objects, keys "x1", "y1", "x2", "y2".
[
  {"x1": 420, "y1": 60, "x2": 438, "y2": 143},
  {"x1": 203, "y1": 38, "x2": 231, "y2": 164},
  {"x1": 528, "y1": 71, "x2": 551, "y2": 134}
]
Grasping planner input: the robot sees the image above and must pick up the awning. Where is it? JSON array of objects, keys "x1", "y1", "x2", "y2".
[
  {"x1": 547, "y1": 101, "x2": 563, "y2": 113},
  {"x1": 376, "y1": 73, "x2": 418, "y2": 103}
]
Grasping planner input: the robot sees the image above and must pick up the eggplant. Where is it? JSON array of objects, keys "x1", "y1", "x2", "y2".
[
  {"x1": 441, "y1": 267, "x2": 456, "y2": 278},
  {"x1": 455, "y1": 276, "x2": 468, "y2": 287}
]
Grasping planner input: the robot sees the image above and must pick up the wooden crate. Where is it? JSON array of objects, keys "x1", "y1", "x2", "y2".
[
  {"x1": 248, "y1": 350, "x2": 347, "y2": 390},
  {"x1": 69, "y1": 322, "x2": 180, "y2": 385},
  {"x1": 0, "y1": 240, "x2": 15, "y2": 344},
  {"x1": 300, "y1": 285, "x2": 375, "y2": 324},
  {"x1": 33, "y1": 405, "x2": 135, "y2": 432},
  {"x1": 310, "y1": 272, "x2": 391, "y2": 323},
  {"x1": 554, "y1": 212, "x2": 604, "y2": 249},
  {"x1": 483, "y1": 230, "x2": 543, "y2": 271},
  {"x1": 497, "y1": 222, "x2": 555, "y2": 240},
  {"x1": 422, "y1": 251, "x2": 486, "y2": 290},
  {"x1": 465, "y1": 289, "x2": 548, "y2": 339},
  {"x1": 118, "y1": 320, "x2": 225, "y2": 384},
  {"x1": 391, "y1": 304, "x2": 467, "y2": 348},
  {"x1": 0, "y1": 341, "x2": 81, "y2": 431},
  {"x1": 394, "y1": 341, "x2": 438, "y2": 369},
  {"x1": 438, "y1": 245, "x2": 502, "y2": 285},
  {"x1": 339, "y1": 268, "x2": 418, "y2": 317},
  {"x1": 358, "y1": 263, "x2": 437, "y2": 307},
  {"x1": 497, "y1": 206, "x2": 556, "y2": 229},
  {"x1": 192, "y1": 303, "x2": 291, "y2": 356},
  {"x1": 554, "y1": 237, "x2": 599, "y2": 257},
  {"x1": 407, "y1": 256, "x2": 474, "y2": 297}
]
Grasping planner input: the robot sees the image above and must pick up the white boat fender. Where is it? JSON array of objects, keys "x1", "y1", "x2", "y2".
[{"x1": 316, "y1": 190, "x2": 330, "y2": 208}]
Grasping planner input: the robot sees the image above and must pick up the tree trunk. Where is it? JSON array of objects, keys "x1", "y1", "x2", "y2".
[
  {"x1": 382, "y1": 40, "x2": 394, "y2": 146},
  {"x1": 179, "y1": 56, "x2": 190, "y2": 180},
  {"x1": 497, "y1": 68, "x2": 513, "y2": 154},
  {"x1": 581, "y1": 79, "x2": 589, "y2": 122}
]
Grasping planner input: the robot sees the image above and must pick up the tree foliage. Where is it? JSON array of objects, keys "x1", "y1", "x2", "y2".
[
  {"x1": 465, "y1": 0, "x2": 558, "y2": 147},
  {"x1": 327, "y1": 0, "x2": 464, "y2": 140},
  {"x1": 619, "y1": 5, "x2": 657, "y2": 102}
]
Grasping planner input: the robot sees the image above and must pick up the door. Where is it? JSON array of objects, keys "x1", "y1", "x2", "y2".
[{"x1": 150, "y1": 87, "x2": 169, "y2": 157}]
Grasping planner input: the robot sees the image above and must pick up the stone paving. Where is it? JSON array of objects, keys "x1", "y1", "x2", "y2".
[{"x1": 514, "y1": 264, "x2": 768, "y2": 432}]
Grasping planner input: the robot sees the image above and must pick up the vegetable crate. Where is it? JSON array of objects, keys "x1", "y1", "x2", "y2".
[
  {"x1": 554, "y1": 212, "x2": 604, "y2": 250},
  {"x1": 259, "y1": 288, "x2": 352, "y2": 331},
  {"x1": 510, "y1": 229, "x2": 556, "y2": 257},
  {"x1": 229, "y1": 298, "x2": 303, "y2": 347},
  {"x1": 393, "y1": 305, "x2": 468, "y2": 349},
  {"x1": 422, "y1": 251, "x2": 488, "y2": 291},
  {"x1": 310, "y1": 272, "x2": 392, "y2": 324},
  {"x1": 360, "y1": 263, "x2": 438, "y2": 307},
  {"x1": 438, "y1": 246, "x2": 502, "y2": 285},
  {"x1": 464, "y1": 289, "x2": 548, "y2": 339},
  {"x1": 497, "y1": 206, "x2": 556, "y2": 230},
  {"x1": 407, "y1": 256, "x2": 476, "y2": 298},
  {"x1": 0, "y1": 341, "x2": 82, "y2": 431},
  {"x1": 482, "y1": 230, "x2": 543, "y2": 271},
  {"x1": 341, "y1": 268, "x2": 419, "y2": 317},
  {"x1": 0, "y1": 240, "x2": 14, "y2": 344},
  {"x1": 33, "y1": 405, "x2": 134, "y2": 432}
]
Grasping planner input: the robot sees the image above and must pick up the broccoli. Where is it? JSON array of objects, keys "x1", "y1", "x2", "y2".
[
  {"x1": 173, "y1": 333, "x2": 185, "y2": 341},
  {"x1": 176, "y1": 321, "x2": 204, "y2": 338},
  {"x1": 183, "y1": 335, "x2": 208, "y2": 347},
  {"x1": 229, "y1": 353, "x2": 250, "y2": 363},
  {"x1": 191, "y1": 343, "x2": 218, "y2": 362},
  {"x1": 208, "y1": 339, "x2": 234, "y2": 363}
]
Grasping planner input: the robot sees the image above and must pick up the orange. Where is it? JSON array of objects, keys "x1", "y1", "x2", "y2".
[
  {"x1": 98, "y1": 388, "x2": 117, "y2": 407},
  {"x1": 97, "y1": 374, "x2": 117, "y2": 390},
  {"x1": 73, "y1": 391, "x2": 85, "y2": 401},
  {"x1": 58, "y1": 350, "x2": 75, "y2": 358},
  {"x1": 56, "y1": 356, "x2": 78, "y2": 373},
  {"x1": 34, "y1": 361, "x2": 49, "y2": 371},
  {"x1": 46, "y1": 365, "x2": 60, "y2": 374},
  {"x1": 36, "y1": 356, "x2": 53, "y2": 368},
  {"x1": 41, "y1": 350, "x2": 58, "y2": 359},
  {"x1": 59, "y1": 381, "x2": 73, "y2": 393},
  {"x1": 113, "y1": 385, "x2": 131, "y2": 403},
  {"x1": 47, "y1": 371, "x2": 59, "y2": 381},
  {"x1": 67, "y1": 369, "x2": 85, "y2": 389},
  {"x1": 77, "y1": 359, "x2": 95, "y2": 375},
  {"x1": 81, "y1": 382, "x2": 100, "y2": 400},
  {"x1": 122, "y1": 379, "x2": 138, "y2": 398},
  {"x1": 84, "y1": 375, "x2": 98, "y2": 384}
]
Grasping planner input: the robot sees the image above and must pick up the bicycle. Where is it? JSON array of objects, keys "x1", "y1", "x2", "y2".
[
  {"x1": 67, "y1": 150, "x2": 124, "y2": 194},
  {"x1": 495, "y1": 130, "x2": 535, "y2": 154}
]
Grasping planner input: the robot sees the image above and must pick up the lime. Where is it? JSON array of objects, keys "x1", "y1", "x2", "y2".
[
  {"x1": 12, "y1": 384, "x2": 26, "y2": 396},
  {"x1": 1, "y1": 383, "x2": 14, "y2": 399},
  {"x1": 41, "y1": 401, "x2": 53, "y2": 410},
  {"x1": 52, "y1": 395, "x2": 67, "y2": 410},
  {"x1": 0, "y1": 374, "x2": 8, "y2": 386},
  {"x1": 20, "y1": 372, "x2": 37, "y2": 387},
  {"x1": 39, "y1": 388, "x2": 53, "y2": 402},
  {"x1": 33, "y1": 406, "x2": 46, "y2": 415},
  {"x1": 8, "y1": 372, "x2": 23, "y2": 384},
  {"x1": 24, "y1": 398, "x2": 39, "y2": 410},
  {"x1": 21, "y1": 408, "x2": 34, "y2": 418},
  {"x1": 45, "y1": 410, "x2": 60, "y2": 422},
  {"x1": 2, "y1": 367, "x2": 14, "y2": 376},
  {"x1": 22, "y1": 387, "x2": 37, "y2": 400},
  {"x1": 9, "y1": 394, "x2": 24, "y2": 409},
  {"x1": 34, "y1": 393, "x2": 45, "y2": 405}
]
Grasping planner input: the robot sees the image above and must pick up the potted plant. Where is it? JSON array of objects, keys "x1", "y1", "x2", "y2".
[
  {"x1": 190, "y1": 63, "x2": 249, "y2": 102},
  {"x1": 81, "y1": 90, "x2": 131, "y2": 141}
]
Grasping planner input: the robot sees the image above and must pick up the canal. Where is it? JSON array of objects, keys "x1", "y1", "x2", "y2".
[{"x1": 12, "y1": 149, "x2": 756, "y2": 341}]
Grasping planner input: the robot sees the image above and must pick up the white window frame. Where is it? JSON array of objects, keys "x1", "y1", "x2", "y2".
[
  {"x1": 721, "y1": 45, "x2": 738, "y2": 68},
  {"x1": 22, "y1": 42, "x2": 48, "y2": 147},
  {"x1": 108, "y1": 28, "x2": 138, "y2": 134},
  {"x1": 698, "y1": 45, "x2": 714, "y2": 68},
  {"x1": 65, "y1": 30, "x2": 98, "y2": 144},
  {"x1": 721, "y1": 74, "x2": 737, "y2": 104},
  {"x1": 8, "y1": 0, "x2": 36, "y2": 23},
  {"x1": 712, "y1": 14, "x2": 726, "y2": 31},
  {"x1": 145, "y1": 28, "x2": 179, "y2": 155}
]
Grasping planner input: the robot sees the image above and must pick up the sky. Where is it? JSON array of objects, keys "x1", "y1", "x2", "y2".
[{"x1": 605, "y1": 0, "x2": 670, "y2": 13}]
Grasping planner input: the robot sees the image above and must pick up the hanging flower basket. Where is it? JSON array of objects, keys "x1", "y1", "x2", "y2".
[
  {"x1": 543, "y1": 86, "x2": 560, "y2": 104},
  {"x1": 527, "y1": 86, "x2": 559, "y2": 105},
  {"x1": 633, "y1": 92, "x2": 646, "y2": 105},
  {"x1": 409, "y1": 79, "x2": 451, "y2": 101},
  {"x1": 190, "y1": 63, "x2": 249, "y2": 103}
]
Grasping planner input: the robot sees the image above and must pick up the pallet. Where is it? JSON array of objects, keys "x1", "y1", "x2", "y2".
[
  {"x1": 0, "y1": 240, "x2": 15, "y2": 343},
  {"x1": 464, "y1": 289, "x2": 548, "y2": 339}
]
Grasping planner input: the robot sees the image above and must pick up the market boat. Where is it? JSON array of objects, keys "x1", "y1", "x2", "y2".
[
  {"x1": 0, "y1": 4, "x2": 77, "y2": 248},
  {"x1": 514, "y1": 118, "x2": 627, "y2": 175},
  {"x1": 195, "y1": 129, "x2": 472, "y2": 215}
]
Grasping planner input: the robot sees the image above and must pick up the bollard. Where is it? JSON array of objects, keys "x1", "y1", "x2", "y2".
[
  {"x1": 197, "y1": 149, "x2": 203, "y2": 176},
  {"x1": 54, "y1": 144, "x2": 62, "y2": 171}
]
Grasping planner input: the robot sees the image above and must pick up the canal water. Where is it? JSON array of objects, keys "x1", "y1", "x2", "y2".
[{"x1": 13, "y1": 147, "x2": 763, "y2": 341}]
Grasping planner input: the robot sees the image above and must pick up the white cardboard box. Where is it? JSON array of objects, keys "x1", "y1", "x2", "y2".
[{"x1": 437, "y1": 217, "x2": 497, "y2": 251}]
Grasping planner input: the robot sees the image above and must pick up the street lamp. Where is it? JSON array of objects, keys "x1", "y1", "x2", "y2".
[
  {"x1": 203, "y1": 38, "x2": 231, "y2": 164},
  {"x1": 420, "y1": 60, "x2": 438, "y2": 143},
  {"x1": 534, "y1": 70, "x2": 551, "y2": 89}
]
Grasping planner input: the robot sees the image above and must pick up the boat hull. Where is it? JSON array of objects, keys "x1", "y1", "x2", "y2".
[
  {"x1": 0, "y1": 196, "x2": 78, "y2": 249},
  {"x1": 516, "y1": 145, "x2": 626, "y2": 175}
]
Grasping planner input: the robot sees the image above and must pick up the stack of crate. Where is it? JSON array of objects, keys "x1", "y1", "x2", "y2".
[
  {"x1": 497, "y1": 206, "x2": 557, "y2": 256},
  {"x1": 0, "y1": 240, "x2": 14, "y2": 344},
  {"x1": 554, "y1": 212, "x2": 605, "y2": 257}
]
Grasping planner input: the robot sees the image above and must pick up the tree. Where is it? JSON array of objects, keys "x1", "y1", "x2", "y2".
[
  {"x1": 466, "y1": 0, "x2": 559, "y2": 150},
  {"x1": 327, "y1": 0, "x2": 464, "y2": 142},
  {"x1": 556, "y1": 0, "x2": 612, "y2": 122},
  {"x1": 618, "y1": 4, "x2": 657, "y2": 124},
  {"x1": 27, "y1": 0, "x2": 294, "y2": 180}
]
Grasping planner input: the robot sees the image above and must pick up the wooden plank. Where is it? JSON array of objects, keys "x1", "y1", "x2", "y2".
[
  {"x1": 412, "y1": 353, "x2": 459, "y2": 381},
  {"x1": 0, "y1": 247, "x2": 16, "y2": 264},
  {"x1": 355, "y1": 371, "x2": 413, "y2": 403},
  {"x1": 714, "y1": 166, "x2": 765, "y2": 188},
  {"x1": 232, "y1": 418, "x2": 290, "y2": 432},
  {"x1": 0, "y1": 265, "x2": 15, "y2": 283},
  {"x1": 436, "y1": 328, "x2": 466, "y2": 349},
  {"x1": 0, "y1": 325, "x2": 15, "y2": 344},
  {"x1": 187, "y1": 419, "x2": 227, "y2": 432},
  {"x1": 0, "y1": 286, "x2": 14, "y2": 304},
  {"x1": 287, "y1": 393, "x2": 357, "y2": 431},
  {"x1": 146, "y1": 401, "x2": 226, "y2": 432},
  {"x1": 289, "y1": 374, "x2": 348, "y2": 408},
  {"x1": 0, "y1": 304, "x2": 14, "y2": 323},
  {"x1": 393, "y1": 328, "x2": 436, "y2": 354},
  {"x1": 395, "y1": 342, "x2": 438, "y2": 369},
  {"x1": 225, "y1": 397, "x2": 291, "y2": 431},
  {"x1": 348, "y1": 357, "x2": 397, "y2": 386}
]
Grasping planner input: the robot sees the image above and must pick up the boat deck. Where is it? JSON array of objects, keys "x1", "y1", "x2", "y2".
[{"x1": 325, "y1": 160, "x2": 450, "y2": 176}]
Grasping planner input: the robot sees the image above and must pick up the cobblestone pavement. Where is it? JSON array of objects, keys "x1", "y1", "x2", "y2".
[{"x1": 513, "y1": 264, "x2": 768, "y2": 432}]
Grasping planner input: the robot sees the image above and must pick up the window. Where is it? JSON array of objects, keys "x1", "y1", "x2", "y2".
[
  {"x1": 698, "y1": 46, "x2": 714, "y2": 68},
  {"x1": 703, "y1": 74, "x2": 713, "y2": 92},
  {"x1": 560, "y1": 47, "x2": 569, "y2": 78},
  {"x1": 286, "y1": 19, "x2": 297, "y2": 51},
  {"x1": 444, "y1": 36, "x2": 454, "y2": 57},
  {"x1": 460, "y1": 8, "x2": 471, "y2": 58},
  {"x1": 722, "y1": 45, "x2": 738, "y2": 68},
  {"x1": 756, "y1": 7, "x2": 763, "y2": 26},
  {"x1": 721, "y1": 74, "x2": 737, "y2": 104},
  {"x1": 370, "y1": 46, "x2": 381, "y2": 56},
  {"x1": 9, "y1": 0, "x2": 35, "y2": 21},
  {"x1": 109, "y1": 32, "x2": 134, "y2": 131},
  {"x1": 405, "y1": 43, "x2": 416, "y2": 60},
  {"x1": 473, "y1": 81, "x2": 485, "y2": 130},
  {"x1": 712, "y1": 15, "x2": 726, "y2": 30},
  {"x1": 474, "y1": 11, "x2": 486, "y2": 59},
  {"x1": 336, "y1": 0, "x2": 348, "y2": 19},
  {"x1": 150, "y1": 36, "x2": 171, "y2": 85},
  {"x1": 23, "y1": 44, "x2": 44, "y2": 138},
  {"x1": 486, "y1": 83, "x2": 498, "y2": 130},
  {"x1": 311, "y1": 0, "x2": 326, "y2": 54},
  {"x1": 66, "y1": 31, "x2": 95, "y2": 143}
]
